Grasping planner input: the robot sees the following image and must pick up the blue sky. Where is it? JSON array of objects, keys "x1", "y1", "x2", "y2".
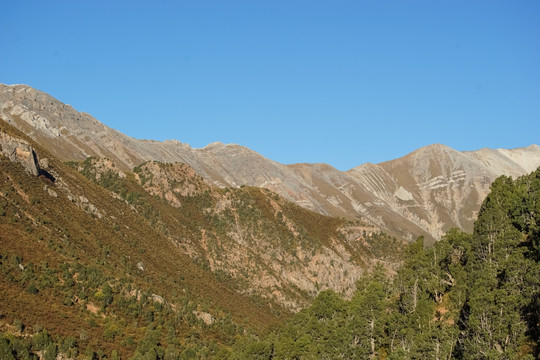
[{"x1": 2, "y1": 1, "x2": 539, "y2": 170}]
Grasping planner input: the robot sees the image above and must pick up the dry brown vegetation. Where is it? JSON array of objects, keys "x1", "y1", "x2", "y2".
[{"x1": 0, "y1": 118, "x2": 405, "y2": 358}]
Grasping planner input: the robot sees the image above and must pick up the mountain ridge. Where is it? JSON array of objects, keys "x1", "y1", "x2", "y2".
[{"x1": 2, "y1": 83, "x2": 540, "y2": 243}]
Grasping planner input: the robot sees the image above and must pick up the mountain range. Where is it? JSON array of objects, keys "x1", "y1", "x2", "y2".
[
  {"x1": 2, "y1": 83, "x2": 540, "y2": 358},
  {"x1": 1, "y1": 84, "x2": 406, "y2": 316},
  {"x1": 2, "y1": 83, "x2": 540, "y2": 244}
]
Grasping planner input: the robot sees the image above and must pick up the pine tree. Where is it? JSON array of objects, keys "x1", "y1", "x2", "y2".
[{"x1": 349, "y1": 263, "x2": 389, "y2": 358}]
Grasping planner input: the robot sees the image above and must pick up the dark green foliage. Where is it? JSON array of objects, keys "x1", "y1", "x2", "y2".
[
  {"x1": 0, "y1": 337, "x2": 16, "y2": 360},
  {"x1": 43, "y1": 343, "x2": 57, "y2": 360},
  {"x1": 25, "y1": 284, "x2": 38, "y2": 294},
  {"x1": 456, "y1": 172, "x2": 540, "y2": 358},
  {"x1": 238, "y1": 168, "x2": 540, "y2": 359}
]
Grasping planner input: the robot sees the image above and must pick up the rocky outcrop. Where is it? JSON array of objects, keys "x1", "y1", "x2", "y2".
[
  {"x1": 133, "y1": 161, "x2": 209, "y2": 206},
  {"x1": 0, "y1": 131, "x2": 41, "y2": 176}
]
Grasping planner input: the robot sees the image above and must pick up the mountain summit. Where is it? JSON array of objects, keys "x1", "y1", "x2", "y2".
[{"x1": 1, "y1": 83, "x2": 539, "y2": 242}]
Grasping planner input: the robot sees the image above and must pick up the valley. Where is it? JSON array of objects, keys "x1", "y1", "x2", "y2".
[{"x1": 1, "y1": 84, "x2": 539, "y2": 359}]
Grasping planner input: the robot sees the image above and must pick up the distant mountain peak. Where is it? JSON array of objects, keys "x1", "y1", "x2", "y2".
[
  {"x1": 405, "y1": 143, "x2": 461, "y2": 158},
  {"x1": 202, "y1": 141, "x2": 226, "y2": 149}
]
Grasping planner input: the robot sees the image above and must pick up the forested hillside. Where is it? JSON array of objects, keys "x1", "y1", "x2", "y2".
[
  {"x1": 1, "y1": 111, "x2": 539, "y2": 359},
  {"x1": 234, "y1": 169, "x2": 540, "y2": 359},
  {"x1": 0, "y1": 120, "x2": 403, "y2": 359}
]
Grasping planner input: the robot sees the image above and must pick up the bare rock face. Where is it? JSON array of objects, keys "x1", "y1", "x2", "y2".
[
  {"x1": 2, "y1": 83, "x2": 540, "y2": 242},
  {"x1": 0, "y1": 131, "x2": 41, "y2": 176}
]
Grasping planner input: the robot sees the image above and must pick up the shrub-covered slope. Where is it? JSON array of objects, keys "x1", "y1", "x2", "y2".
[
  {"x1": 0, "y1": 121, "x2": 285, "y2": 359},
  {"x1": 0, "y1": 120, "x2": 404, "y2": 359}
]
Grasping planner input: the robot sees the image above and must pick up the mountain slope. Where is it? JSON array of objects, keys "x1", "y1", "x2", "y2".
[
  {"x1": 0, "y1": 122, "x2": 283, "y2": 358},
  {"x1": 235, "y1": 167, "x2": 540, "y2": 359},
  {"x1": 2, "y1": 83, "x2": 540, "y2": 243},
  {"x1": 1, "y1": 118, "x2": 405, "y2": 357}
]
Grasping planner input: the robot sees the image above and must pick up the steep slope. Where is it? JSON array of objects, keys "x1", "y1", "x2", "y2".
[
  {"x1": 0, "y1": 122, "x2": 283, "y2": 358},
  {"x1": 358, "y1": 144, "x2": 493, "y2": 239},
  {"x1": 355, "y1": 144, "x2": 540, "y2": 242},
  {"x1": 1, "y1": 119, "x2": 406, "y2": 357},
  {"x1": 0, "y1": 84, "x2": 293, "y2": 187},
  {"x1": 2, "y1": 83, "x2": 540, "y2": 243},
  {"x1": 84, "y1": 157, "x2": 403, "y2": 310}
]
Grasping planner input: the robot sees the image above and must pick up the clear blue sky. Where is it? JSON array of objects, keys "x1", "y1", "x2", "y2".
[{"x1": 2, "y1": 1, "x2": 539, "y2": 170}]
